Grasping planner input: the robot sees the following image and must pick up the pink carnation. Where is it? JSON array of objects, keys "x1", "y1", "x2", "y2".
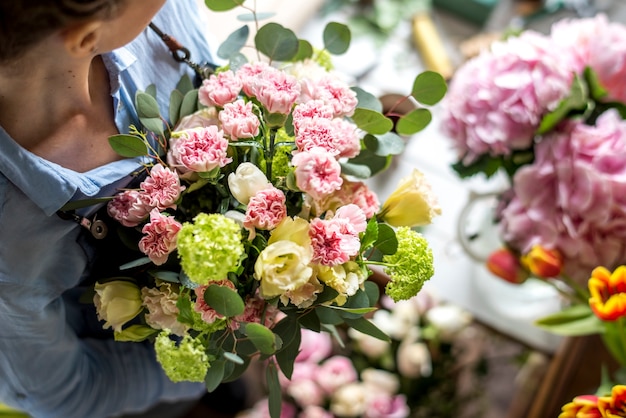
[
  {"x1": 107, "y1": 189, "x2": 151, "y2": 227},
  {"x1": 138, "y1": 209, "x2": 182, "y2": 265},
  {"x1": 292, "y1": 148, "x2": 343, "y2": 200},
  {"x1": 292, "y1": 100, "x2": 334, "y2": 132},
  {"x1": 309, "y1": 217, "x2": 361, "y2": 266},
  {"x1": 244, "y1": 187, "x2": 287, "y2": 230},
  {"x1": 364, "y1": 393, "x2": 410, "y2": 418},
  {"x1": 167, "y1": 126, "x2": 232, "y2": 173},
  {"x1": 334, "y1": 204, "x2": 367, "y2": 235},
  {"x1": 140, "y1": 163, "x2": 185, "y2": 211},
  {"x1": 331, "y1": 118, "x2": 360, "y2": 159},
  {"x1": 301, "y1": 75, "x2": 358, "y2": 117},
  {"x1": 193, "y1": 279, "x2": 237, "y2": 324},
  {"x1": 219, "y1": 99, "x2": 260, "y2": 140},
  {"x1": 198, "y1": 70, "x2": 242, "y2": 107},
  {"x1": 499, "y1": 110, "x2": 626, "y2": 282},
  {"x1": 237, "y1": 61, "x2": 271, "y2": 97},
  {"x1": 315, "y1": 356, "x2": 358, "y2": 394},
  {"x1": 296, "y1": 329, "x2": 333, "y2": 363},
  {"x1": 253, "y1": 67, "x2": 301, "y2": 114},
  {"x1": 343, "y1": 181, "x2": 380, "y2": 219},
  {"x1": 141, "y1": 284, "x2": 187, "y2": 336},
  {"x1": 441, "y1": 31, "x2": 572, "y2": 163},
  {"x1": 233, "y1": 295, "x2": 278, "y2": 330}
]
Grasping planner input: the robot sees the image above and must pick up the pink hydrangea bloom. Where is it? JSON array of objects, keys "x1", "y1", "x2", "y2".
[
  {"x1": 441, "y1": 31, "x2": 572, "y2": 163},
  {"x1": 193, "y1": 279, "x2": 237, "y2": 323},
  {"x1": 499, "y1": 110, "x2": 626, "y2": 282},
  {"x1": 198, "y1": 70, "x2": 242, "y2": 107},
  {"x1": 252, "y1": 67, "x2": 301, "y2": 114},
  {"x1": 364, "y1": 393, "x2": 410, "y2": 418},
  {"x1": 141, "y1": 283, "x2": 187, "y2": 336},
  {"x1": 219, "y1": 99, "x2": 260, "y2": 140},
  {"x1": 291, "y1": 148, "x2": 343, "y2": 200},
  {"x1": 167, "y1": 126, "x2": 232, "y2": 174},
  {"x1": 243, "y1": 187, "x2": 287, "y2": 230},
  {"x1": 236, "y1": 61, "x2": 271, "y2": 97},
  {"x1": 315, "y1": 355, "x2": 358, "y2": 394},
  {"x1": 140, "y1": 163, "x2": 185, "y2": 211},
  {"x1": 138, "y1": 209, "x2": 182, "y2": 265},
  {"x1": 301, "y1": 75, "x2": 358, "y2": 117},
  {"x1": 292, "y1": 99, "x2": 334, "y2": 132},
  {"x1": 107, "y1": 189, "x2": 151, "y2": 227}
]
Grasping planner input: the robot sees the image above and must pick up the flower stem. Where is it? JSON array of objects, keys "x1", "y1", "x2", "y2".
[{"x1": 559, "y1": 273, "x2": 590, "y2": 305}]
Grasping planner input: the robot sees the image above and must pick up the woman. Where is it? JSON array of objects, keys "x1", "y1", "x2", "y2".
[{"x1": 0, "y1": 1, "x2": 230, "y2": 417}]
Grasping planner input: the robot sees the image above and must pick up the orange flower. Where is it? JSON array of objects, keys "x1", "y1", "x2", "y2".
[
  {"x1": 559, "y1": 394, "x2": 602, "y2": 418},
  {"x1": 486, "y1": 248, "x2": 529, "y2": 284},
  {"x1": 521, "y1": 245, "x2": 563, "y2": 278},
  {"x1": 598, "y1": 385, "x2": 626, "y2": 417},
  {"x1": 589, "y1": 266, "x2": 626, "y2": 321}
]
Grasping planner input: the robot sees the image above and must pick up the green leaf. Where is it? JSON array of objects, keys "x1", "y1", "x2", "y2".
[
  {"x1": 315, "y1": 306, "x2": 344, "y2": 325},
  {"x1": 237, "y1": 12, "x2": 275, "y2": 22},
  {"x1": 373, "y1": 223, "x2": 398, "y2": 255},
  {"x1": 179, "y1": 89, "x2": 199, "y2": 122},
  {"x1": 535, "y1": 304, "x2": 604, "y2": 336},
  {"x1": 204, "y1": 358, "x2": 226, "y2": 392},
  {"x1": 176, "y1": 294, "x2": 196, "y2": 327},
  {"x1": 150, "y1": 270, "x2": 180, "y2": 283},
  {"x1": 244, "y1": 323, "x2": 278, "y2": 355},
  {"x1": 315, "y1": 286, "x2": 340, "y2": 304},
  {"x1": 255, "y1": 23, "x2": 299, "y2": 62},
  {"x1": 108, "y1": 134, "x2": 149, "y2": 158},
  {"x1": 353, "y1": 87, "x2": 383, "y2": 112},
  {"x1": 339, "y1": 289, "x2": 372, "y2": 318},
  {"x1": 340, "y1": 161, "x2": 372, "y2": 179},
  {"x1": 292, "y1": 39, "x2": 314, "y2": 62},
  {"x1": 364, "y1": 133, "x2": 405, "y2": 156},
  {"x1": 113, "y1": 325, "x2": 158, "y2": 342},
  {"x1": 298, "y1": 309, "x2": 322, "y2": 332},
  {"x1": 346, "y1": 148, "x2": 390, "y2": 177},
  {"x1": 396, "y1": 108, "x2": 432, "y2": 135},
  {"x1": 169, "y1": 90, "x2": 184, "y2": 127},
  {"x1": 274, "y1": 316, "x2": 301, "y2": 379},
  {"x1": 343, "y1": 317, "x2": 390, "y2": 342},
  {"x1": 223, "y1": 351, "x2": 245, "y2": 365},
  {"x1": 204, "y1": 285, "x2": 245, "y2": 317},
  {"x1": 361, "y1": 218, "x2": 379, "y2": 251},
  {"x1": 351, "y1": 108, "x2": 393, "y2": 134},
  {"x1": 327, "y1": 305, "x2": 377, "y2": 315},
  {"x1": 451, "y1": 154, "x2": 502, "y2": 179},
  {"x1": 176, "y1": 74, "x2": 195, "y2": 95},
  {"x1": 222, "y1": 356, "x2": 250, "y2": 382},
  {"x1": 119, "y1": 257, "x2": 152, "y2": 270},
  {"x1": 364, "y1": 281, "x2": 380, "y2": 307},
  {"x1": 411, "y1": 71, "x2": 447, "y2": 106},
  {"x1": 323, "y1": 22, "x2": 351, "y2": 55},
  {"x1": 584, "y1": 66, "x2": 608, "y2": 101},
  {"x1": 266, "y1": 362, "x2": 282, "y2": 418},
  {"x1": 218, "y1": 25, "x2": 249, "y2": 59},
  {"x1": 229, "y1": 52, "x2": 249, "y2": 72},
  {"x1": 537, "y1": 74, "x2": 588, "y2": 134},
  {"x1": 204, "y1": 0, "x2": 239, "y2": 11},
  {"x1": 136, "y1": 91, "x2": 164, "y2": 135}
]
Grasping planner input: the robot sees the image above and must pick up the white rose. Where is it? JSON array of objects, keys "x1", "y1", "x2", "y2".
[
  {"x1": 361, "y1": 368, "x2": 400, "y2": 395},
  {"x1": 227, "y1": 162, "x2": 272, "y2": 205},
  {"x1": 330, "y1": 383, "x2": 367, "y2": 417},
  {"x1": 426, "y1": 305, "x2": 473, "y2": 342}
]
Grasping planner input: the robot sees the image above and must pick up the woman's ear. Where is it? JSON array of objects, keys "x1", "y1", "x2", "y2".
[{"x1": 61, "y1": 21, "x2": 103, "y2": 57}]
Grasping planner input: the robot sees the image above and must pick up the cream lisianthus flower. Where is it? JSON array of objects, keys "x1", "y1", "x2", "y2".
[
  {"x1": 227, "y1": 162, "x2": 272, "y2": 205},
  {"x1": 254, "y1": 240, "x2": 314, "y2": 299},
  {"x1": 378, "y1": 169, "x2": 441, "y2": 227},
  {"x1": 268, "y1": 216, "x2": 310, "y2": 247},
  {"x1": 94, "y1": 281, "x2": 143, "y2": 332}
]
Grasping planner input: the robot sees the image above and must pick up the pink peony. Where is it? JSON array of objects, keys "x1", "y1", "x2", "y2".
[
  {"x1": 296, "y1": 329, "x2": 333, "y2": 363},
  {"x1": 292, "y1": 148, "x2": 343, "y2": 200},
  {"x1": 237, "y1": 61, "x2": 271, "y2": 97},
  {"x1": 138, "y1": 209, "x2": 182, "y2": 265},
  {"x1": 167, "y1": 126, "x2": 232, "y2": 174},
  {"x1": 441, "y1": 30, "x2": 572, "y2": 163},
  {"x1": 292, "y1": 100, "x2": 334, "y2": 132},
  {"x1": 243, "y1": 187, "x2": 287, "y2": 230},
  {"x1": 198, "y1": 70, "x2": 242, "y2": 107},
  {"x1": 141, "y1": 283, "x2": 187, "y2": 336},
  {"x1": 107, "y1": 189, "x2": 151, "y2": 227},
  {"x1": 193, "y1": 279, "x2": 237, "y2": 324},
  {"x1": 364, "y1": 393, "x2": 410, "y2": 418},
  {"x1": 219, "y1": 99, "x2": 260, "y2": 140},
  {"x1": 499, "y1": 110, "x2": 626, "y2": 282},
  {"x1": 315, "y1": 355, "x2": 358, "y2": 394},
  {"x1": 252, "y1": 67, "x2": 301, "y2": 114},
  {"x1": 140, "y1": 163, "x2": 185, "y2": 211},
  {"x1": 300, "y1": 75, "x2": 358, "y2": 117}
]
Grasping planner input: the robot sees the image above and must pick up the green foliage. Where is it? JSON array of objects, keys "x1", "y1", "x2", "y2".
[
  {"x1": 135, "y1": 91, "x2": 164, "y2": 135},
  {"x1": 108, "y1": 134, "x2": 149, "y2": 158},
  {"x1": 535, "y1": 304, "x2": 604, "y2": 336},
  {"x1": 217, "y1": 25, "x2": 249, "y2": 60},
  {"x1": 203, "y1": 285, "x2": 245, "y2": 317},
  {"x1": 323, "y1": 22, "x2": 351, "y2": 54},
  {"x1": 411, "y1": 71, "x2": 447, "y2": 106},
  {"x1": 204, "y1": 0, "x2": 240, "y2": 11},
  {"x1": 255, "y1": 23, "x2": 299, "y2": 62},
  {"x1": 351, "y1": 108, "x2": 394, "y2": 134}
]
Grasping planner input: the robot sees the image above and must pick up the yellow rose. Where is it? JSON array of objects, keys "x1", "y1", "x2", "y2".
[
  {"x1": 254, "y1": 240, "x2": 313, "y2": 299},
  {"x1": 379, "y1": 169, "x2": 441, "y2": 227},
  {"x1": 94, "y1": 280, "x2": 143, "y2": 332}
]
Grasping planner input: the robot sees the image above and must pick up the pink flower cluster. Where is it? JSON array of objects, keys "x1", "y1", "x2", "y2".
[
  {"x1": 309, "y1": 204, "x2": 367, "y2": 266},
  {"x1": 499, "y1": 110, "x2": 626, "y2": 282},
  {"x1": 167, "y1": 126, "x2": 232, "y2": 174},
  {"x1": 244, "y1": 187, "x2": 287, "y2": 231}
]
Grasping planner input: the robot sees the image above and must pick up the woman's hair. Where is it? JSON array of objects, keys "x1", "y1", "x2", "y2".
[{"x1": 0, "y1": 0, "x2": 126, "y2": 63}]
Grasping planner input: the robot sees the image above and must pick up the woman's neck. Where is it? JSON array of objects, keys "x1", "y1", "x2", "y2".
[{"x1": 0, "y1": 47, "x2": 121, "y2": 172}]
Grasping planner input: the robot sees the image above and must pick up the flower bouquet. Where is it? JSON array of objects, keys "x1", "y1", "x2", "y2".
[
  {"x1": 237, "y1": 290, "x2": 479, "y2": 418},
  {"x1": 82, "y1": 1, "x2": 447, "y2": 416}
]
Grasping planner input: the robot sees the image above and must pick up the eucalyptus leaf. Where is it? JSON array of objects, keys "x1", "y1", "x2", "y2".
[
  {"x1": 266, "y1": 362, "x2": 282, "y2": 418},
  {"x1": 169, "y1": 90, "x2": 184, "y2": 127},
  {"x1": 364, "y1": 281, "x2": 380, "y2": 307},
  {"x1": 373, "y1": 223, "x2": 398, "y2": 255},
  {"x1": 204, "y1": 358, "x2": 226, "y2": 392},
  {"x1": 343, "y1": 317, "x2": 390, "y2": 342},
  {"x1": 204, "y1": 0, "x2": 239, "y2": 11},
  {"x1": 323, "y1": 22, "x2": 351, "y2": 55},
  {"x1": 229, "y1": 52, "x2": 249, "y2": 72},
  {"x1": 292, "y1": 39, "x2": 314, "y2": 62},
  {"x1": 150, "y1": 270, "x2": 180, "y2": 283},
  {"x1": 346, "y1": 147, "x2": 389, "y2": 177},
  {"x1": 255, "y1": 23, "x2": 299, "y2": 62},
  {"x1": 176, "y1": 74, "x2": 195, "y2": 95},
  {"x1": 136, "y1": 91, "x2": 164, "y2": 135},
  {"x1": 119, "y1": 257, "x2": 152, "y2": 270},
  {"x1": 108, "y1": 134, "x2": 149, "y2": 158},
  {"x1": 340, "y1": 161, "x2": 372, "y2": 179},
  {"x1": 223, "y1": 351, "x2": 245, "y2": 365},
  {"x1": 179, "y1": 89, "x2": 199, "y2": 122},
  {"x1": 222, "y1": 356, "x2": 250, "y2": 382},
  {"x1": 411, "y1": 71, "x2": 447, "y2": 106},
  {"x1": 353, "y1": 87, "x2": 383, "y2": 112},
  {"x1": 351, "y1": 108, "x2": 393, "y2": 134},
  {"x1": 145, "y1": 84, "x2": 157, "y2": 99},
  {"x1": 204, "y1": 285, "x2": 245, "y2": 317},
  {"x1": 237, "y1": 12, "x2": 275, "y2": 22},
  {"x1": 364, "y1": 133, "x2": 405, "y2": 156},
  {"x1": 217, "y1": 25, "x2": 249, "y2": 59},
  {"x1": 396, "y1": 108, "x2": 432, "y2": 135},
  {"x1": 244, "y1": 323, "x2": 277, "y2": 355}
]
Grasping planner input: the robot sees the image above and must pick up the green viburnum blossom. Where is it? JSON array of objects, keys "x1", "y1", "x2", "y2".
[
  {"x1": 154, "y1": 333, "x2": 209, "y2": 382},
  {"x1": 313, "y1": 48, "x2": 333, "y2": 71},
  {"x1": 382, "y1": 227, "x2": 434, "y2": 302},
  {"x1": 177, "y1": 213, "x2": 244, "y2": 285}
]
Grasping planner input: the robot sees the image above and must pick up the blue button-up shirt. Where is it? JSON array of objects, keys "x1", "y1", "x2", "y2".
[{"x1": 0, "y1": 2, "x2": 218, "y2": 417}]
